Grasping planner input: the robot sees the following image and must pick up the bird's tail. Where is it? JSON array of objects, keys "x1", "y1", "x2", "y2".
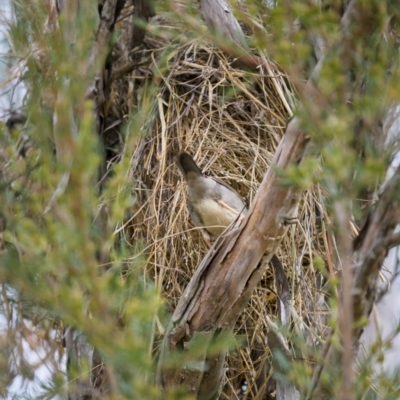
[{"x1": 175, "y1": 152, "x2": 202, "y2": 180}]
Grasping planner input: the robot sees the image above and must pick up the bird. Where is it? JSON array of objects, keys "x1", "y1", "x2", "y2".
[{"x1": 175, "y1": 151, "x2": 247, "y2": 245}]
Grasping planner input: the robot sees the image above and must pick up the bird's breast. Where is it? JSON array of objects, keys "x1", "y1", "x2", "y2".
[{"x1": 194, "y1": 198, "x2": 236, "y2": 238}]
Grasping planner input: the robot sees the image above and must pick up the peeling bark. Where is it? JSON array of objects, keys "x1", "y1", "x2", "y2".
[{"x1": 157, "y1": 117, "x2": 308, "y2": 399}]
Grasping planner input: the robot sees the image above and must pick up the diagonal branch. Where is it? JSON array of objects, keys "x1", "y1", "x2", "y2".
[
  {"x1": 157, "y1": 116, "x2": 309, "y2": 398},
  {"x1": 353, "y1": 165, "x2": 400, "y2": 341}
]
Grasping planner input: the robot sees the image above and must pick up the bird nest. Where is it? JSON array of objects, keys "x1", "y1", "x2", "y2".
[{"x1": 111, "y1": 31, "x2": 331, "y2": 398}]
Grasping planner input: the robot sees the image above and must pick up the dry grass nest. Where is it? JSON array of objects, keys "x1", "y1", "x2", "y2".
[{"x1": 113, "y1": 34, "x2": 331, "y2": 398}]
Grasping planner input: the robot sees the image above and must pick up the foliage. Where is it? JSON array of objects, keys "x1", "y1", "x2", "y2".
[{"x1": 0, "y1": 0, "x2": 400, "y2": 399}]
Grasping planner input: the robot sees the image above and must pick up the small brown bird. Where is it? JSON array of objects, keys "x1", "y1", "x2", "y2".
[{"x1": 175, "y1": 152, "x2": 247, "y2": 245}]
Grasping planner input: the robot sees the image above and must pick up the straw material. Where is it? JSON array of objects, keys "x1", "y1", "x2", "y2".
[{"x1": 110, "y1": 24, "x2": 330, "y2": 398}]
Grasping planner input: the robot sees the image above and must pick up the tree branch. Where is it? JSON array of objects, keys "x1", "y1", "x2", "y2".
[
  {"x1": 353, "y1": 165, "x2": 400, "y2": 340},
  {"x1": 199, "y1": 0, "x2": 248, "y2": 51},
  {"x1": 157, "y1": 116, "x2": 308, "y2": 398}
]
